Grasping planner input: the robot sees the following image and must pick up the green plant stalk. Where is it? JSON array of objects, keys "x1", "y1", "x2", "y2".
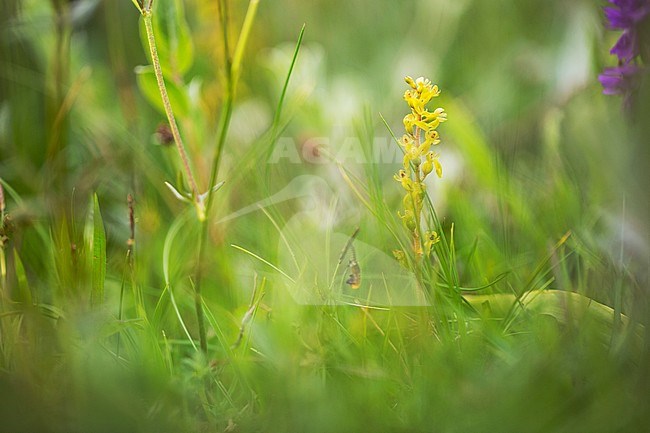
[
  {"x1": 412, "y1": 127, "x2": 424, "y2": 253},
  {"x1": 192, "y1": 0, "x2": 260, "y2": 353},
  {"x1": 217, "y1": 0, "x2": 232, "y2": 75},
  {"x1": 207, "y1": 0, "x2": 259, "y2": 203},
  {"x1": 381, "y1": 112, "x2": 461, "y2": 337},
  {"x1": 45, "y1": 0, "x2": 71, "y2": 175},
  {"x1": 138, "y1": 0, "x2": 208, "y2": 351},
  {"x1": 260, "y1": 24, "x2": 303, "y2": 228},
  {"x1": 116, "y1": 253, "x2": 127, "y2": 359},
  {"x1": 142, "y1": 7, "x2": 201, "y2": 217},
  {"x1": 378, "y1": 115, "x2": 430, "y2": 281},
  {"x1": 270, "y1": 24, "x2": 305, "y2": 143},
  {"x1": 0, "y1": 183, "x2": 5, "y2": 296},
  {"x1": 90, "y1": 194, "x2": 106, "y2": 307},
  {"x1": 229, "y1": 0, "x2": 259, "y2": 97},
  {"x1": 0, "y1": 246, "x2": 5, "y2": 303},
  {"x1": 0, "y1": 243, "x2": 5, "y2": 366}
]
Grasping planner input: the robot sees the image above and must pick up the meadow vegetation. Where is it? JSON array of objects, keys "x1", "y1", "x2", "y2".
[{"x1": 0, "y1": 0, "x2": 649, "y2": 432}]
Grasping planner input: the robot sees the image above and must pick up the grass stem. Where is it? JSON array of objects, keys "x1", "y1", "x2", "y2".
[
  {"x1": 142, "y1": 5, "x2": 200, "y2": 215},
  {"x1": 192, "y1": 0, "x2": 260, "y2": 353}
]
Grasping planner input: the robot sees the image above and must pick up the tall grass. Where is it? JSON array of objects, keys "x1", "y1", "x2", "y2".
[{"x1": 0, "y1": 0, "x2": 648, "y2": 432}]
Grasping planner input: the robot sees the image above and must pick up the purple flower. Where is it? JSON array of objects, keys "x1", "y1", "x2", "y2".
[
  {"x1": 600, "y1": 0, "x2": 650, "y2": 103},
  {"x1": 610, "y1": 30, "x2": 638, "y2": 62},
  {"x1": 603, "y1": 0, "x2": 650, "y2": 63},
  {"x1": 604, "y1": 0, "x2": 650, "y2": 30},
  {"x1": 598, "y1": 64, "x2": 642, "y2": 95}
]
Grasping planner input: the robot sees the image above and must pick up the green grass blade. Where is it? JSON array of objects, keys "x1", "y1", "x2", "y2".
[
  {"x1": 231, "y1": 244, "x2": 295, "y2": 283},
  {"x1": 91, "y1": 193, "x2": 106, "y2": 307},
  {"x1": 161, "y1": 209, "x2": 199, "y2": 352},
  {"x1": 12, "y1": 249, "x2": 31, "y2": 305},
  {"x1": 272, "y1": 24, "x2": 305, "y2": 133},
  {"x1": 262, "y1": 23, "x2": 306, "y2": 173}
]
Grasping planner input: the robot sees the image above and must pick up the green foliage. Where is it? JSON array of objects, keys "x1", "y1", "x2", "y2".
[
  {"x1": 135, "y1": 65, "x2": 191, "y2": 117},
  {"x1": 89, "y1": 193, "x2": 106, "y2": 307},
  {"x1": 0, "y1": 0, "x2": 648, "y2": 432},
  {"x1": 139, "y1": 0, "x2": 195, "y2": 78}
]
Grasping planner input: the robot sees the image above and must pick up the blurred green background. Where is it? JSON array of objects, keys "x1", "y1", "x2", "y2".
[{"x1": 0, "y1": 0, "x2": 649, "y2": 431}]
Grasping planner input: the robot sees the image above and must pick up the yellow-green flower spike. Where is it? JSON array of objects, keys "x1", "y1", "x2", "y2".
[
  {"x1": 424, "y1": 230, "x2": 441, "y2": 256},
  {"x1": 394, "y1": 75, "x2": 447, "y2": 256}
]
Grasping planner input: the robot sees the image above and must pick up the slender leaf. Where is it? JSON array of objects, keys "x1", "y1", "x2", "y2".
[
  {"x1": 12, "y1": 249, "x2": 31, "y2": 305},
  {"x1": 138, "y1": 0, "x2": 194, "y2": 77},
  {"x1": 135, "y1": 65, "x2": 190, "y2": 117},
  {"x1": 91, "y1": 194, "x2": 106, "y2": 307}
]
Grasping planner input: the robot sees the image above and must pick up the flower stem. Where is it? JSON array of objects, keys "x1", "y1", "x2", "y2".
[
  {"x1": 140, "y1": 1, "x2": 207, "y2": 351},
  {"x1": 193, "y1": 0, "x2": 259, "y2": 354},
  {"x1": 142, "y1": 7, "x2": 200, "y2": 211},
  {"x1": 206, "y1": 0, "x2": 259, "y2": 208}
]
